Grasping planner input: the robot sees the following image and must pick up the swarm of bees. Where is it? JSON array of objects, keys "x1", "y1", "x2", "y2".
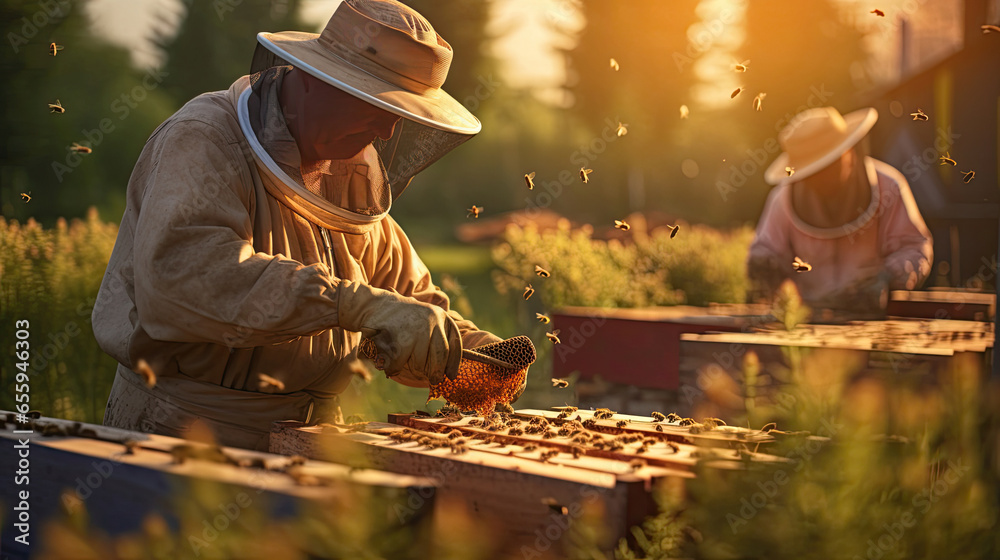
[
  {"x1": 535, "y1": 265, "x2": 551, "y2": 278},
  {"x1": 579, "y1": 167, "x2": 594, "y2": 183},
  {"x1": 536, "y1": 313, "x2": 551, "y2": 324},
  {"x1": 614, "y1": 219, "x2": 630, "y2": 231},
  {"x1": 466, "y1": 205, "x2": 483, "y2": 218},
  {"x1": 545, "y1": 330, "x2": 561, "y2": 344},
  {"x1": 792, "y1": 256, "x2": 812, "y2": 272},
  {"x1": 524, "y1": 171, "x2": 535, "y2": 190},
  {"x1": 49, "y1": 100, "x2": 65, "y2": 114},
  {"x1": 910, "y1": 108, "x2": 928, "y2": 121},
  {"x1": 609, "y1": 57, "x2": 620, "y2": 71},
  {"x1": 523, "y1": 284, "x2": 534, "y2": 300},
  {"x1": 551, "y1": 378, "x2": 569, "y2": 388},
  {"x1": 48, "y1": 42, "x2": 64, "y2": 56}
]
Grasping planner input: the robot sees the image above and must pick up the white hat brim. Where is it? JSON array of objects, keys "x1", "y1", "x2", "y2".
[
  {"x1": 764, "y1": 107, "x2": 878, "y2": 185},
  {"x1": 258, "y1": 31, "x2": 481, "y2": 135}
]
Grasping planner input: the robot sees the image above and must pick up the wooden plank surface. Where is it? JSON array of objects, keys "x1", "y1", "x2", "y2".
[{"x1": 0, "y1": 412, "x2": 435, "y2": 559}]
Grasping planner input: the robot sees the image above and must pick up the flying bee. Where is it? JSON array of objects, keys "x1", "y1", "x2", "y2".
[
  {"x1": 614, "y1": 219, "x2": 630, "y2": 231},
  {"x1": 752, "y1": 92, "x2": 766, "y2": 111},
  {"x1": 983, "y1": 24, "x2": 1000, "y2": 33},
  {"x1": 651, "y1": 411, "x2": 666, "y2": 422},
  {"x1": 580, "y1": 167, "x2": 594, "y2": 183},
  {"x1": 551, "y1": 378, "x2": 569, "y2": 388},
  {"x1": 49, "y1": 42, "x2": 64, "y2": 56},
  {"x1": 785, "y1": 166, "x2": 795, "y2": 177},
  {"x1": 523, "y1": 284, "x2": 534, "y2": 300},
  {"x1": 535, "y1": 265, "x2": 551, "y2": 278},
  {"x1": 466, "y1": 205, "x2": 483, "y2": 218},
  {"x1": 536, "y1": 313, "x2": 551, "y2": 324},
  {"x1": 134, "y1": 359, "x2": 156, "y2": 388},
  {"x1": 258, "y1": 373, "x2": 285, "y2": 391},
  {"x1": 524, "y1": 171, "x2": 536, "y2": 190},
  {"x1": 910, "y1": 108, "x2": 928, "y2": 121},
  {"x1": 546, "y1": 330, "x2": 561, "y2": 344},
  {"x1": 669, "y1": 224, "x2": 680, "y2": 238},
  {"x1": 732, "y1": 59, "x2": 750, "y2": 72},
  {"x1": 792, "y1": 256, "x2": 812, "y2": 272},
  {"x1": 616, "y1": 122, "x2": 628, "y2": 137},
  {"x1": 20, "y1": 192, "x2": 31, "y2": 203},
  {"x1": 962, "y1": 170, "x2": 976, "y2": 183},
  {"x1": 761, "y1": 422, "x2": 777, "y2": 432},
  {"x1": 871, "y1": 8, "x2": 885, "y2": 16},
  {"x1": 542, "y1": 497, "x2": 569, "y2": 514},
  {"x1": 679, "y1": 104, "x2": 690, "y2": 119},
  {"x1": 939, "y1": 152, "x2": 956, "y2": 166},
  {"x1": 609, "y1": 57, "x2": 619, "y2": 71},
  {"x1": 49, "y1": 99, "x2": 65, "y2": 113},
  {"x1": 69, "y1": 142, "x2": 92, "y2": 154},
  {"x1": 731, "y1": 87, "x2": 742, "y2": 99}
]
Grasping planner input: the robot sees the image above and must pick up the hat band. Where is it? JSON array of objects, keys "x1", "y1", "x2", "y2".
[
  {"x1": 785, "y1": 133, "x2": 852, "y2": 168},
  {"x1": 320, "y1": 39, "x2": 435, "y2": 95}
]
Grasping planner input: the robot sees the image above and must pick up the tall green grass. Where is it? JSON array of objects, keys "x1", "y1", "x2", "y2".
[{"x1": 1, "y1": 209, "x2": 119, "y2": 422}]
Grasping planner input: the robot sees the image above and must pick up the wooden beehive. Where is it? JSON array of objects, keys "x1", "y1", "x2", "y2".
[
  {"x1": 270, "y1": 407, "x2": 794, "y2": 558},
  {"x1": 0, "y1": 412, "x2": 435, "y2": 560}
]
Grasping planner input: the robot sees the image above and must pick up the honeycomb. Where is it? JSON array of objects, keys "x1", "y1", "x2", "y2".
[{"x1": 359, "y1": 335, "x2": 536, "y2": 414}]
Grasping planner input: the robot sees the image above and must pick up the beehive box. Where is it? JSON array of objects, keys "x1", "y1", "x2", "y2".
[
  {"x1": 0, "y1": 412, "x2": 435, "y2": 560},
  {"x1": 270, "y1": 407, "x2": 793, "y2": 558}
]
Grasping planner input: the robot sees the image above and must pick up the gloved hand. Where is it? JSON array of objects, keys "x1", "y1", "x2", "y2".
[{"x1": 338, "y1": 281, "x2": 462, "y2": 384}]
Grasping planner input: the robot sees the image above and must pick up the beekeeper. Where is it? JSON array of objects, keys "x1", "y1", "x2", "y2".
[
  {"x1": 93, "y1": 0, "x2": 508, "y2": 451},
  {"x1": 747, "y1": 106, "x2": 933, "y2": 312}
]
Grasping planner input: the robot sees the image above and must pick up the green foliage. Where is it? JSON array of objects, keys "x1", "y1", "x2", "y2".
[
  {"x1": 0, "y1": 209, "x2": 119, "y2": 422},
  {"x1": 157, "y1": 0, "x2": 305, "y2": 104},
  {"x1": 613, "y1": 354, "x2": 1000, "y2": 559},
  {"x1": 0, "y1": 0, "x2": 176, "y2": 224},
  {"x1": 491, "y1": 219, "x2": 753, "y2": 309}
]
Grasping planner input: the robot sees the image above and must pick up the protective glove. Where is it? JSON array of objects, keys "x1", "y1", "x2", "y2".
[{"x1": 338, "y1": 281, "x2": 462, "y2": 385}]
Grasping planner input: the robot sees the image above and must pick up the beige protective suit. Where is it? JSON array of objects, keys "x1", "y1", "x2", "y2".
[{"x1": 94, "y1": 75, "x2": 495, "y2": 450}]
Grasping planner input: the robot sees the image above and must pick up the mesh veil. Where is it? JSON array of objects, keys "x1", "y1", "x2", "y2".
[{"x1": 249, "y1": 42, "x2": 473, "y2": 201}]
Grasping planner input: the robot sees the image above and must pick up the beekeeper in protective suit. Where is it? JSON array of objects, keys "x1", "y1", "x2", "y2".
[{"x1": 93, "y1": 0, "x2": 510, "y2": 451}]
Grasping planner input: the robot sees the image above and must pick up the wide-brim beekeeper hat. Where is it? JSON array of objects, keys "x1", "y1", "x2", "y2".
[
  {"x1": 764, "y1": 106, "x2": 878, "y2": 185},
  {"x1": 250, "y1": 0, "x2": 480, "y2": 199}
]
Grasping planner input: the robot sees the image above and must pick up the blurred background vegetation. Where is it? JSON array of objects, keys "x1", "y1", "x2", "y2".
[{"x1": 0, "y1": 0, "x2": 910, "y2": 422}]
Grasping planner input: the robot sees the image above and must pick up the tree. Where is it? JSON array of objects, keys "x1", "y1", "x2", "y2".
[{"x1": 156, "y1": 0, "x2": 305, "y2": 105}]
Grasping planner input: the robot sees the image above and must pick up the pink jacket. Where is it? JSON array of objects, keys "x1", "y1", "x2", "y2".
[{"x1": 748, "y1": 157, "x2": 933, "y2": 301}]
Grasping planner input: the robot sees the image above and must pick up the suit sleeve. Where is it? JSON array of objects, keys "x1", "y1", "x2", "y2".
[
  {"x1": 877, "y1": 174, "x2": 933, "y2": 290},
  {"x1": 367, "y1": 218, "x2": 501, "y2": 387},
  {"x1": 132, "y1": 120, "x2": 343, "y2": 348}
]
